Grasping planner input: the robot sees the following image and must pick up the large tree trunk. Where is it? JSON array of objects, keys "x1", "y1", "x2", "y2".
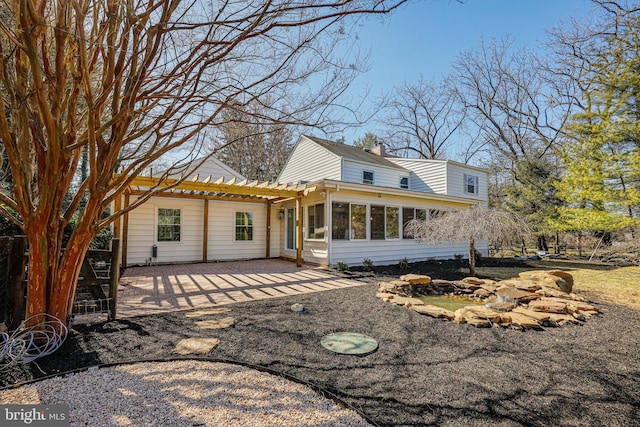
[
  {"x1": 537, "y1": 235, "x2": 549, "y2": 252},
  {"x1": 24, "y1": 203, "x2": 98, "y2": 329},
  {"x1": 469, "y1": 238, "x2": 476, "y2": 277}
]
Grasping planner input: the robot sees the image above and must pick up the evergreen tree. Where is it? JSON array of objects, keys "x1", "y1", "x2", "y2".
[{"x1": 554, "y1": 5, "x2": 640, "y2": 234}]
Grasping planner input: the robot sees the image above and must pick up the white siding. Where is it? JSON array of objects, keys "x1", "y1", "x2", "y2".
[
  {"x1": 207, "y1": 201, "x2": 267, "y2": 261},
  {"x1": 387, "y1": 158, "x2": 447, "y2": 194},
  {"x1": 276, "y1": 194, "x2": 330, "y2": 265},
  {"x1": 189, "y1": 157, "x2": 245, "y2": 181},
  {"x1": 342, "y1": 160, "x2": 407, "y2": 188},
  {"x1": 326, "y1": 190, "x2": 485, "y2": 266},
  {"x1": 278, "y1": 136, "x2": 342, "y2": 184},
  {"x1": 446, "y1": 163, "x2": 488, "y2": 204},
  {"x1": 126, "y1": 197, "x2": 204, "y2": 265},
  {"x1": 269, "y1": 204, "x2": 282, "y2": 258}
]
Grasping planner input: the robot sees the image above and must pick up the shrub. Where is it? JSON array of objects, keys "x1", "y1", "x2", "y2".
[
  {"x1": 399, "y1": 257, "x2": 410, "y2": 270},
  {"x1": 336, "y1": 260, "x2": 349, "y2": 272},
  {"x1": 362, "y1": 257, "x2": 374, "y2": 271},
  {"x1": 454, "y1": 253, "x2": 465, "y2": 262}
]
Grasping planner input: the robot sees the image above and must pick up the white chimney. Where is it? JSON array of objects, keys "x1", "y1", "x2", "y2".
[{"x1": 371, "y1": 142, "x2": 386, "y2": 157}]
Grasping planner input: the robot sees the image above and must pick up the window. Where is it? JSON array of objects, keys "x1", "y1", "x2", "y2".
[
  {"x1": 235, "y1": 212, "x2": 253, "y2": 241},
  {"x1": 350, "y1": 204, "x2": 367, "y2": 240},
  {"x1": 370, "y1": 205, "x2": 385, "y2": 240},
  {"x1": 400, "y1": 176, "x2": 409, "y2": 189},
  {"x1": 332, "y1": 202, "x2": 349, "y2": 240},
  {"x1": 157, "y1": 208, "x2": 181, "y2": 241},
  {"x1": 402, "y1": 208, "x2": 427, "y2": 239},
  {"x1": 385, "y1": 207, "x2": 399, "y2": 239},
  {"x1": 363, "y1": 170, "x2": 374, "y2": 185},
  {"x1": 464, "y1": 173, "x2": 479, "y2": 195},
  {"x1": 286, "y1": 208, "x2": 296, "y2": 249},
  {"x1": 307, "y1": 204, "x2": 325, "y2": 239}
]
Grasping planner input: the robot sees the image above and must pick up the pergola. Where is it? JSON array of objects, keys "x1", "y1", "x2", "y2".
[{"x1": 114, "y1": 174, "x2": 314, "y2": 267}]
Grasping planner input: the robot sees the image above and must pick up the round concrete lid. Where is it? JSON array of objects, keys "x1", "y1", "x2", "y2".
[{"x1": 320, "y1": 332, "x2": 378, "y2": 355}]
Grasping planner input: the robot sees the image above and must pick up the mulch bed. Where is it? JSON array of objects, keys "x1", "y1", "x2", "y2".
[{"x1": 2, "y1": 266, "x2": 639, "y2": 426}]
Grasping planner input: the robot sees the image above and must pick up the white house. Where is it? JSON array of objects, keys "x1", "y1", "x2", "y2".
[{"x1": 115, "y1": 135, "x2": 488, "y2": 267}]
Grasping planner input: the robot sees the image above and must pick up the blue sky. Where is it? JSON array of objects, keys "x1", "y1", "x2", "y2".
[{"x1": 335, "y1": 0, "x2": 592, "y2": 149}]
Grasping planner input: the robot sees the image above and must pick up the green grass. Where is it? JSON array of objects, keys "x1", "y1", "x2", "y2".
[{"x1": 475, "y1": 260, "x2": 640, "y2": 310}]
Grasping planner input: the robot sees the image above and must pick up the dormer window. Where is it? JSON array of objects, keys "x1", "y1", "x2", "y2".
[
  {"x1": 363, "y1": 170, "x2": 374, "y2": 185},
  {"x1": 464, "y1": 174, "x2": 478, "y2": 195},
  {"x1": 400, "y1": 176, "x2": 409, "y2": 189}
]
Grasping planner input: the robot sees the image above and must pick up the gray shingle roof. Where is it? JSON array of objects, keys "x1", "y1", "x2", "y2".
[{"x1": 303, "y1": 135, "x2": 407, "y2": 171}]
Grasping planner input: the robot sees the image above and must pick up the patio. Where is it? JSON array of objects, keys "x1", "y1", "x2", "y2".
[{"x1": 116, "y1": 259, "x2": 366, "y2": 318}]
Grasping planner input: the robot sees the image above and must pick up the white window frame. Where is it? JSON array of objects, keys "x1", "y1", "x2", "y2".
[
  {"x1": 234, "y1": 211, "x2": 254, "y2": 242},
  {"x1": 306, "y1": 203, "x2": 325, "y2": 240},
  {"x1": 400, "y1": 176, "x2": 409, "y2": 189},
  {"x1": 362, "y1": 170, "x2": 375, "y2": 185},
  {"x1": 156, "y1": 207, "x2": 182, "y2": 242},
  {"x1": 464, "y1": 173, "x2": 479, "y2": 195}
]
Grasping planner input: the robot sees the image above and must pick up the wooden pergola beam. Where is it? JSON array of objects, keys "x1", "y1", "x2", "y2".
[{"x1": 125, "y1": 175, "x2": 303, "y2": 198}]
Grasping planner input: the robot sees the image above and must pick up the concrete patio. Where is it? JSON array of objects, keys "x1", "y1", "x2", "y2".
[{"x1": 116, "y1": 259, "x2": 367, "y2": 318}]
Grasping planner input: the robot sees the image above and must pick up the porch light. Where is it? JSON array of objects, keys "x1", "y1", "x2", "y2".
[{"x1": 278, "y1": 209, "x2": 285, "y2": 220}]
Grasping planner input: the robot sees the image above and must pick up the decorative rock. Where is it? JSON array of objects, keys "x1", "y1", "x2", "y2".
[
  {"x1": 473, "y1": 288, "x2": 492, "y2": 298},
  {"x1": 535, "y1": 286, "x2": 572, "y2": 299},
  {"x1": 499, "y1": 279, "x2": 541, "y2": 292},
  {"x1": 387, "y1": 295, "x2": 425, "y2": 307},
  {"x1": 495, "y1": 287, "x2": 540, "y2": 303},
  {"x1": 518, "y1": 270, "x2": 573, "y2": 293},
  {"x1": 195, "y1": 317, "x2": 235, "y2": 330},
  {"x1": 376, "y1": 292, "x2": 396, "y2": 300},
  {"x1": 545, "y1": 312, "x2": 580, "y2": 325},
  {"x1": 512, "y1": 307, "x2": 551, "y2": 322},
  {"x1": 291, "y1": 303, "x2": 304, "y2": 312},
  {"x1": 173, "y1": 338, "x2": 220, "y2": 355},
  {"x1": 411, "y1": 304, "x2": 455, "y2": 320},
  {"x1": 527, "y1": 299, "x2": 568, "y2": 314},
  {"x1": 185, "y1": 308, "x2": 231, "y2": 318},
  {"x1": 539, "y1": 297, "x2": 599, "y2": 315},
  {"x1": 485, "y1": 301, "x2": 515, "y2": 312},
  {"x1": 378, "y1": 281, "x2": 401, "y2": 293},
  {"x1": 376, "y1": 266, "x2": 594, "y2": 330},
  {"x1": 454, "y1": 306, "x2": 501, "y2": 327},
  {"x1": 499, "y1": 312, "x2": 543, "y2": 329},
  {"x1": 399, "y1": 274, "x2": 431, "y2": 285},
  {"x1": 478, "y1": 282, "x2": 501, "y2": 293}
]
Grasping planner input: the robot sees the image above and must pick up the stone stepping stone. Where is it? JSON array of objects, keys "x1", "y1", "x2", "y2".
[
  {"x1": 195, "y1": 317, "x2": 235, "y2": 330},
  {"x1": 321, "y1": 332, "x2": 378, "y2": 356},
  {"x1": 185, "y1": 308, "x2": 231, "y2": 318},
  {"x1": 173, "y1": 338, "x2": 220, "y2": 355}
]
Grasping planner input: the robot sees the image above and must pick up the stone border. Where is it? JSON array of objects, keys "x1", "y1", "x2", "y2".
[{"x1": 377, "y1": 271, "x2": 600, "y2": 329}]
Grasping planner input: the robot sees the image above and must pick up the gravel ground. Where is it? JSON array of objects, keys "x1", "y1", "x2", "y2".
[
  {"x1": 2, "y1": 281, "x2": 640, "y2": 426},
  {"x1": 1, "y1": 360, "x2": 369, "y2": 426}
]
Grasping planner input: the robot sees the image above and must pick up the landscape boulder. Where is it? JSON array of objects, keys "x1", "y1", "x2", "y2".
[{"x1": 518, "y1": 270, "x2": 574, "y2": 293}]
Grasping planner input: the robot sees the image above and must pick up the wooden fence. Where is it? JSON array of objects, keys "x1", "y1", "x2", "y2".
[{"x1": 0, "y1": 237, "x2": 121, "y2": 329}]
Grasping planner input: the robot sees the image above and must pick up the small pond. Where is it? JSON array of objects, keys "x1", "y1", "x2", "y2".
[{"x1": 418, "y1": 295, "x2": 485, "y2": 312}]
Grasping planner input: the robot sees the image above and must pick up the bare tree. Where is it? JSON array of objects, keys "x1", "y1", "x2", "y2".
[
  {"x1": 451, "y1": 38, "x2": 569, "y2": 249},
  {"x1": 216, "y1": 101, "x2": 295, "y2": 181},
  {"x1": 451, "y1": 38, "x2": 568, "y2": 163},
  {"x1": 0, "y1": 0, "x2": 407, "y2": 328},
  {"x1": 407, "y1": 206, "x2": 530, "y2": 276},
  {"x1": 381, "y1": 77, "x2": 464, "y2": 159}
]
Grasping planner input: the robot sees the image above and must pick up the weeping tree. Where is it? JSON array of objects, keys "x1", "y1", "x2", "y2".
[
  {"x1": 0, "y1": 0, "x2": 408, "y2": 329},
  {"x1": 407, "y1": 206, "x2": 530, "y2": 276}
]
